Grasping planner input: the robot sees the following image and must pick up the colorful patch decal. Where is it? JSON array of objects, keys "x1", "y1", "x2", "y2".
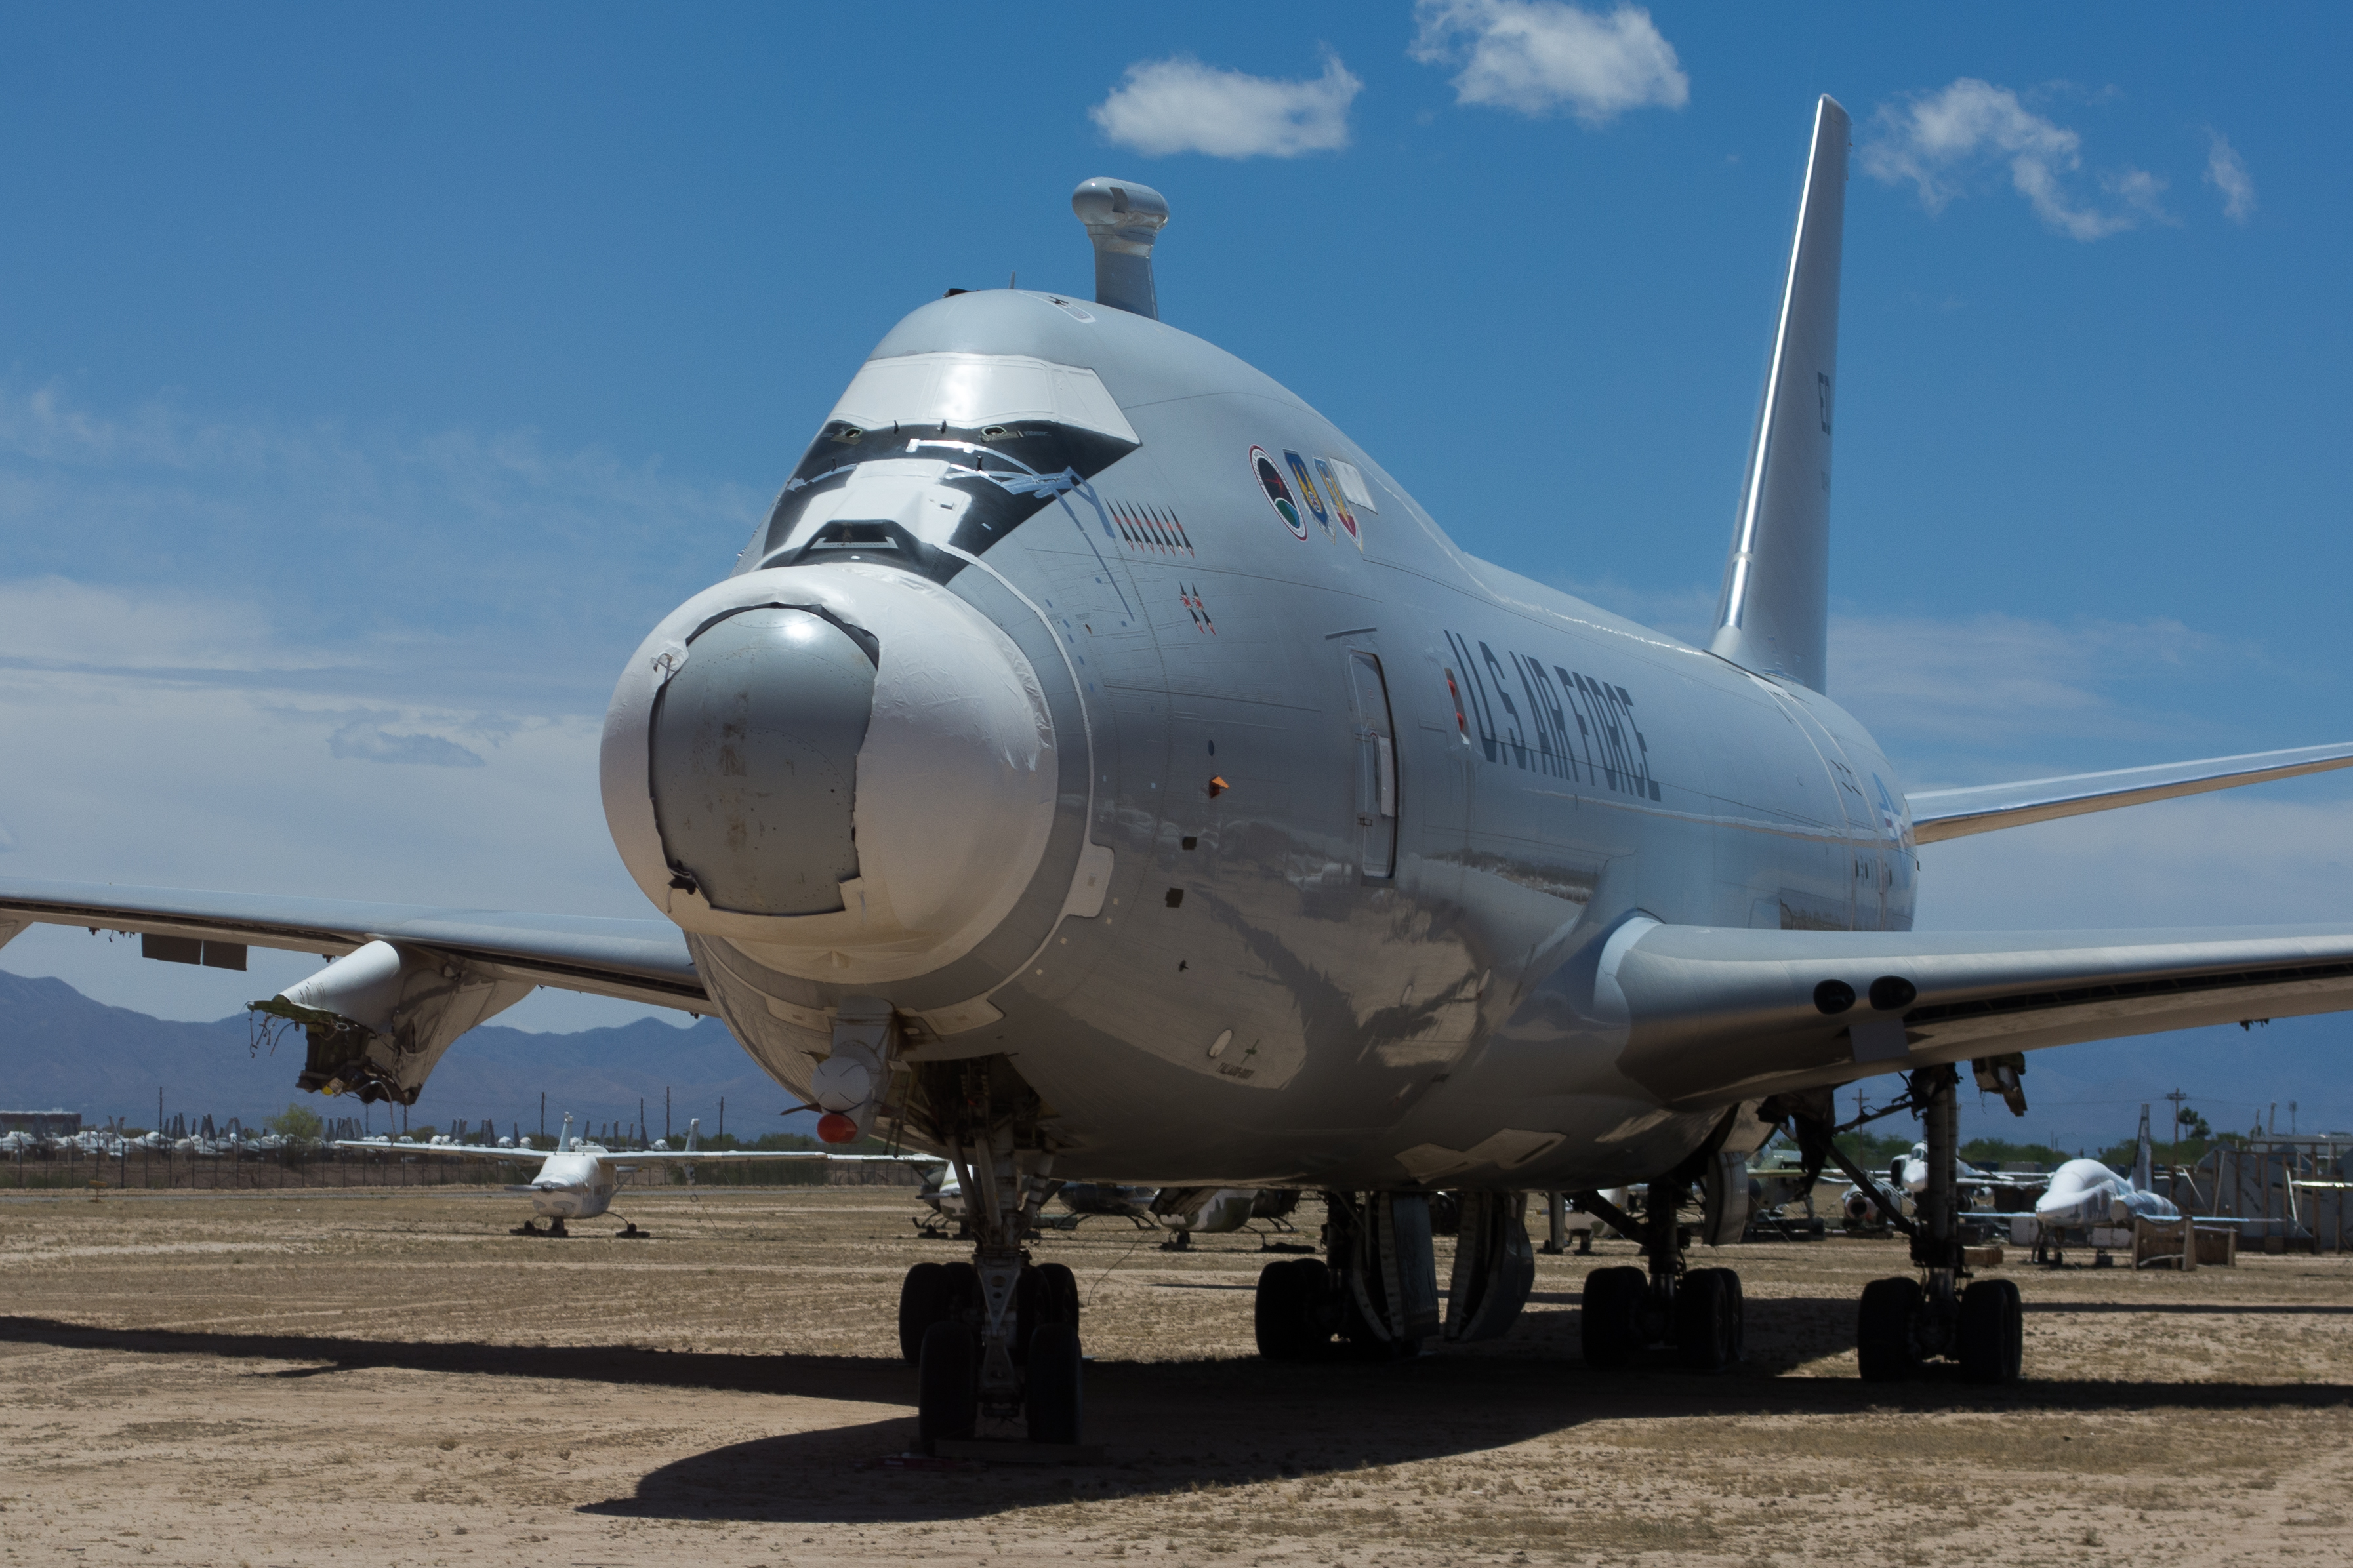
[
  {"x1": 1285, "y1": 451, "x2": 1332, "y2": 536},
  {"x1": 1315, "y1": 457, "x2": 1361, "y2": 550},
  {"x1": 1251, "y1": 446, "x2": 1305, "y2": 538}
]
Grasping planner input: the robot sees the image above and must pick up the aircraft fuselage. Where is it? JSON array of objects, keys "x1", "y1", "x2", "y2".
[{"x1": 601, "y1": 289, "x2": 1916, "y2": 1193}]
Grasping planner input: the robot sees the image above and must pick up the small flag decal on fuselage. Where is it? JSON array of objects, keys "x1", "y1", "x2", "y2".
[{"x1": 1284, "y1": 451, "x2": 1334, "y2": 538}]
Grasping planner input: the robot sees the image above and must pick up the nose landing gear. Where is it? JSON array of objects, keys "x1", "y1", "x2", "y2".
[{"x1": 898, "y1": 1093, "x2": 1086, "y2": 1454}]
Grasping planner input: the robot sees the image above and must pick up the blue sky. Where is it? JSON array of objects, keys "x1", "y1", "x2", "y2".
[{"x1": 1, "y1": 4, "x2": 2346, "y2": 1147}]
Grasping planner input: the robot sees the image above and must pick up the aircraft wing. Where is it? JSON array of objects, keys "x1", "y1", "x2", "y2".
[
  {"x1": 0, "y1": 876, "x2": 704, "y2": 1013},
  {"x1": 1906, "y1": 742, "x2": 2353, "y2": 844},
  {"x1": 1605, "y1": 919, "x2": 2353, "y2": 1108}
]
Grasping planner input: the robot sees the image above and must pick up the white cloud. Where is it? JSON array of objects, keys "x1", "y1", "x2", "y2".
[
  {"x1": 1860, "y1": 79, "x2": 2169, "y2": 241},
  {"x1": 1828, "y1": 611, "x2": 2253, "y2": 759},
  {"x1": 1408, "y1": 0, "x2": 1688, "y2": 123},
  {"x1": 2205, "y1": 131, "x2": 2256, "y2": 223},
  {"x1": 327, "y1": 719, "x2": 485, "y2": 767},
  {"x1": 1089, "y1": 52, "x2": 1361, "y2": 159}
]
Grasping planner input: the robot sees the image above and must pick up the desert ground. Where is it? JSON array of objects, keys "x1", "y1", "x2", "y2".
[{"x1": 2, "y1": 1184, "x2": 2350, "y2": 1567}]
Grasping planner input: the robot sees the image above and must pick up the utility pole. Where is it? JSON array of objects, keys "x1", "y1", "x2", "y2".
[
  {"x1": 640, "y1": 1097, "x2": 646, "y2": 1149},
  {"x1": 2166, "y1": 1088, "x2": 2189, "y2": 1157},
  {"x1": 719, "y1": 1096, "x2": 725, "y2": 1142},
  {"x1": 540, "y1": 1091, "x2": 546, "y2": 1143},
  {"x1": 665, "y1": 1087, "x2": 671, "y2": 1146},
  {"x1": 2291, "y1": 1101, "x2": 2299, "y2": 1136}
]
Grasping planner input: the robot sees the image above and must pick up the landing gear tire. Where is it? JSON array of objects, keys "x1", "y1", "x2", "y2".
[
  {"x1": 916, "y1": 1319, "x2": 977, "y2": 1448},
  {"x1": 1675, "y1": 1267, "x2": 1742, "y2": 1370},
  {"x1": 1023, "y1": 1320, "x2": 1084, "y2": 1445},
  {"x1": 1014, "y1": 1262, "x2": 1080, "y2": 1365},
  {"x1": 899, "y1": 1262, "x2": 952, "y2": 1364},
  {"x1": 1673, "y1": 1267, "x2": 1738, "y2": 1371},
  {"x1": 1254, "y1": 1256, "x2": 1334, "y2": 1361},
  {"x1": 1857, "y1": 1276, "x2": 1922, "y2": 1382},
  {"x1": 1957, "y1": 1277, "x2": 2023, "y2": 1385},
  {"x1": 1580, "y1": 1265, "x2": 1645, "y2": 1369}
]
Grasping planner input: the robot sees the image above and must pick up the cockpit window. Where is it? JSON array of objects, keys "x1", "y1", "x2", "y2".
[{"x1": 744, "y1": 417, "x2": 1139, "y2": 583}]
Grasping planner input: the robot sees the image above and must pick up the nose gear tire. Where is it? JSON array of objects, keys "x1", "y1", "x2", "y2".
[
  {"x1": 1023, "y1": 1321, "x2": 1085, "y2": 1445},
  {"x1": 916, "y1": 1320, "x2": 978, "y2": 1447}
]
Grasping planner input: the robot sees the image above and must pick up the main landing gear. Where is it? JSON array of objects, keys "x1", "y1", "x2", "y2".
[
  {"x1": 1572, "y1": 1172, "x2": 1744, "y2": 1373},
  {"x1": 893, "y1": 1067, "x2": 1082, "y2": 1451},
  {"x1": 1791, "y1": 1066, "x2": 2023, "y2": 1385},
  {"x1": 1253, "y1": 1190, "x2": 1534, "y2": 1361},
  {"x1": 512, "y1": 1217, "x2": 569, "y2": 1237}
]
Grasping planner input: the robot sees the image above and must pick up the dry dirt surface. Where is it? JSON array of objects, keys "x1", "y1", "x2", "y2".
[{"x1": 3, "y1": 1186, "x2": 2352, "y2": 1567}]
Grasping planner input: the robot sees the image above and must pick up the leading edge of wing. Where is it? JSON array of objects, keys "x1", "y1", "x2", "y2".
[
  {"x1": 1906, "y1": 742, "x2": 2353, "y2": 844},
  {"x1": 1608, "y1": 920, "x2": 2353, "y2": 1108},
  {"x1": 0, "y1": 876, "x2": 705, "y2": 1011}
]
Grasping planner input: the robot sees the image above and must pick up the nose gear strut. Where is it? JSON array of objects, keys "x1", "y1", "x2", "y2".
[{"x1": 897, "y1": 1059, "x2": 1086, "y2": 1452}]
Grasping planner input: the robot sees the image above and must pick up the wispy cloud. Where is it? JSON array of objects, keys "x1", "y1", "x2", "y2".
[
  {"x1": 2205, "y1": 131, "x2": 2257, "y2": 223},
  {"x1": 1408, "y1": 0, "x2": 1688, "y2": 123},
  {"x1": 327, "y1": 719, "x2": 485, "y2": 767},
  {"x1": 1828, "y1": 611, "x2": 2256, "y2": 759},
  {"x1": 1860, "y1": 79, "x2": 2171, "y2": 241},
  {"x1": 1088, "y1": 52, "x2": 1361, "y2": 159}
]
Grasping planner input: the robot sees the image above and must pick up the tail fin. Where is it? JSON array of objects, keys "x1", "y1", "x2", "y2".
[
  {"x1": 1710, "y1": 95, "x2": 1850, "y2": 694},
  {"x1": 685, "y1": 1116, "x2": 701, "y2": 1152},
  {"x1": 559, "y1": 1112, "x2": 575, "y2": 1152},
  {"x1": 2133, "y1": 1104, "x2": 2154, "y2": 1189}
]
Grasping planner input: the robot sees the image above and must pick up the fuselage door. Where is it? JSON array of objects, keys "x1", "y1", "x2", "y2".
[{"x1": 1347, "y1": 651, "x2": 1398, "y2": 879}]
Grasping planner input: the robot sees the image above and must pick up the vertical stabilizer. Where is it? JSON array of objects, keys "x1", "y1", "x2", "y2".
[
  {"x1": 2133, "y1": 1104, "x2": 2154, "y2": 1190},
  {"x1": 1710, "y1": 96, "x2": 1849, "y2": 694}
]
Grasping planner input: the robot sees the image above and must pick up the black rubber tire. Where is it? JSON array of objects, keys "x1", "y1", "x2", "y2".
[
  {"x1": 1957, "y1": 1277, "x2": 2024, "y2": 1385},
  {"x1": 1013, "y1": 1260, "x2": 1080, "y2": 1366},
  {"x1": 1673, "y1": 1268, "x2": 1735, "y2": 1371},
  {"x1": 1254, "y1": 1257, "x2": 1333, "y2": 1361},
  {"x1": 1024, "y1": 1320, "x2": 1084, "y2": 1445},
  {"x1": 898, "y1": 1262, "x2": 951, "y2": 1365},
  {"x1": 1690, "y1": 1267, "x2": 1744, "y2": 1365},
  {"x1": 1857, "y1": 1276, "x2": 1923, "y2": 1383},
  {"x1": 916, "y1": 1319, "x2": 977, "y2": 1447},
  {"x1": 1580, "y1": 1265, "x2": 1645, "y2": 1369}
]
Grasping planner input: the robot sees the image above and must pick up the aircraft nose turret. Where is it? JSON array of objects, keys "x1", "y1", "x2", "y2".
[
  {"x1": 602, "y1": 563, "x2": 1061, "y2": 985},
  {"x1": 647, "y1": 605, "x2": 878, "y2": 917}
]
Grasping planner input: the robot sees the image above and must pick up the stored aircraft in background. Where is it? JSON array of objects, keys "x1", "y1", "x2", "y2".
[
  {"x1": 12, "y1": 95, "x2": 2353, "y2": 1445},
  {"x1": 341, "y1": 1114, "x2": 944, "y2": 1236}
]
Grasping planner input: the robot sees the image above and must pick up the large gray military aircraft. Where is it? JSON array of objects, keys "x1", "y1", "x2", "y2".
[{"x1": 8, "y1": 96, "x2": 2353, "y2": 1444}]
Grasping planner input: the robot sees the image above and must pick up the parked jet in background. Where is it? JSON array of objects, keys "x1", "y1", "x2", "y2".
[
  {"x1": 14, "y1": 95, "x2": 2353, "y2": 1443},
  {"x1": 339, "y1": 1115, "x2": 943, "y2": 1236}
]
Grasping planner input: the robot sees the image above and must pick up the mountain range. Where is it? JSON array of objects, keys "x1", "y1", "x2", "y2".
[
  {"x1": 3, "y1": 965, "x2": 2345, "y2": 1154},
  {"x1": 0, "y1": 967, "x2": 810, "y2": 1140}
]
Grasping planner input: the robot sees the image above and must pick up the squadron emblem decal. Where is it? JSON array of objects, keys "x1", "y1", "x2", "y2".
[
  {"x1": 1284, "y1": 450, "x2": 1333, "y2": 537},
  {"x1": 1315, "y1": 456, "x2": 1361, "y2": 550},
  {"x1": 1251, "y1": 446, "x2": 1306, "y2": 538}
]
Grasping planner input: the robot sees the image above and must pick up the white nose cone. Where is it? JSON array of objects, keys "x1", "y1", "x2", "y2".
[{"x1": 604, "y1": 563, "x2": 1058, "y2": 984}]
